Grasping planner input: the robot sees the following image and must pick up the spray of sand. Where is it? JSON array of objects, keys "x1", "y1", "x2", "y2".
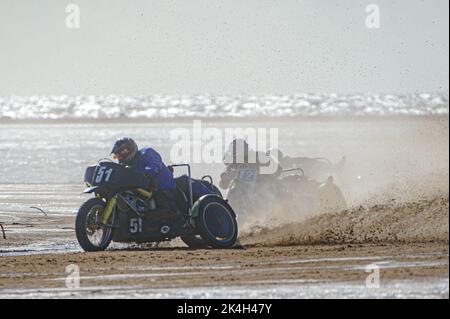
[
  {"x1": 237, "y1": 117, "x2": 449, "y2": 247},
  {"x1": 240, "y1": 195, "x2": 449, "y2": 247}
]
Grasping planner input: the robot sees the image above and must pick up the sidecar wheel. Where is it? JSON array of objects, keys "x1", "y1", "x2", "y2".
[
  {"x1": 76, "y1": 198, "x2": 113, "y2": 252},
  {"x1": 197, "y1": 196, "x2": 238, "y2": 248}
]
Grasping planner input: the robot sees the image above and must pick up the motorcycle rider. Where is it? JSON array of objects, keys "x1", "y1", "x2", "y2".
[
  {"x1": 219, "y1": 139, "x2": 283, "y2": 224},
  {"x1": 219, "y1": 139, "x2": 281, "y2": 189},
  {"x1": 111, "y1": 137, "x2": 177, "y2": 214}
]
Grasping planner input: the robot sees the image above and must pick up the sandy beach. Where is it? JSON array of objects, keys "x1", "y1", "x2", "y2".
[{"x1": 0, "y1": 118, "x2": 448, "y2": 298}]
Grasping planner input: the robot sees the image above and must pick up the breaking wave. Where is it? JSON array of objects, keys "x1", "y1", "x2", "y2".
[
  {"x1": 0, "y1": 93, "x2": 448, "y2": 120},
  {"x1": 240, "y1": 196, "x2": 449, "y2": 247}
]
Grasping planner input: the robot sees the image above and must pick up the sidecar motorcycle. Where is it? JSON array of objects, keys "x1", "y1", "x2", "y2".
[{"x1": 75, "y1": 161, "x2": 238, "y2": 251}]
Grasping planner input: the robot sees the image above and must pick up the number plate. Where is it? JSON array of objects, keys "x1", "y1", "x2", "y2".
[
  {"x1": 95, "y1": 166, "x2": 114, "y2": 183},
  {"x1": 234, "y1": 168, "x2": 258, "y2": 182},
  {"x1": 129, "y1": 218, "x2": 143, "y2": 234}
]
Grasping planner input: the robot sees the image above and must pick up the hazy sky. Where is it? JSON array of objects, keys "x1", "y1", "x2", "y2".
[{"x1": 0, "y1": 0, "x2": 448, "y2": 95}]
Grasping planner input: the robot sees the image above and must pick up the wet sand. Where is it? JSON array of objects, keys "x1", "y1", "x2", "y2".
[
  {"x1": 0, "y1": 242, "x2": 448, "y2": 298},
  {"x1": 0, "y1": 118, "x2": 448, "y2": 298},
  {"x1": 0, "y1": 186, "x2": 448, "y2": 298}
]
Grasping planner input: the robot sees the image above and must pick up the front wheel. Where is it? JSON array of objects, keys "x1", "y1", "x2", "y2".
[
  {"x1": 75, "y1": 198, "x2": 113, "y2": 252},
  {"x1": 196, "y1": 196, "x2": 238, "y2": 248}
]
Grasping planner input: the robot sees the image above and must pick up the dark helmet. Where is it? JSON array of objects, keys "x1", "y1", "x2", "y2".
[
  {"x1": 111, "y1": 137, "x2": 138, "y2": 165},
  {"x1": 224, "y1": 138, "x2": 250, "y2": 164},
  {"x1": 267, "y1": 148, "x2": 284, "y2": 160}
]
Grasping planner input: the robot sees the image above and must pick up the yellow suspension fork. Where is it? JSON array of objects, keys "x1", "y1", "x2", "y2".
[
  {"x1": 101, "y1": 197, "x2": 117, "y2": 224},
  {"x1": 135, "y1": 188, "x2": 153, "y2": 199},
  {"x1": 101, "y1": 189, "x2": 151, "y2": 224}
]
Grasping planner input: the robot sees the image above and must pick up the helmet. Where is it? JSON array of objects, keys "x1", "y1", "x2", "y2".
[
  {"x1": 267, "y1": 148, "x2": 284, "y2": 160},
  {"x1": 111, "y1": 137, "x2": 138, "y2": 165},
  {"x1": 224, "y1": 139, "x2": 250, "y2": 164}
]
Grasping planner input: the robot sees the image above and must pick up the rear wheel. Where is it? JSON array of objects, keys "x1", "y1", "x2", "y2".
[
  {"x1": 75, "y1": 198, "x2": 113, "y2": 252},
  {"x1": 196, "y1": 196, "x2": 238, "y2": 248}
]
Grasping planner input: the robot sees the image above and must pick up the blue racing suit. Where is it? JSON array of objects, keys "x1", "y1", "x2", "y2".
[
  {"x1": 129, "y1": 147, "x2": 177, "y2": 214},
  {"x1": 130, "y1": 147, "x2": 176, "y2": 191}
]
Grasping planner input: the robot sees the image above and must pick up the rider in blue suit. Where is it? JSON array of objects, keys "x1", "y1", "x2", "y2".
[
  {"x1": 111, "y1": 137, "x2": 177, "y2": 213},
  {"x1": 129, "y1": 147, "x2": 176, "y2": 191}
]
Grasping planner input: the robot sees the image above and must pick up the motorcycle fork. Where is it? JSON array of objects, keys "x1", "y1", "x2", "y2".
[{"x1": 101, "y1": 196, "x2": 117, "y2": 224}]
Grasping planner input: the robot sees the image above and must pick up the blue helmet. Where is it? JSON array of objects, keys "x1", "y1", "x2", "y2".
[{"x1": 111, "y1": 137, "x2": 138, "y2": 165}]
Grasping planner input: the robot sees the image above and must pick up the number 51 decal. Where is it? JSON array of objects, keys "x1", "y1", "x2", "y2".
[
  {"x1": 130, "y1": 218, "x2": 143, "y2": 234},
  {"x1": 95, "y1": 167, "x2": 113, "y2": 183}
]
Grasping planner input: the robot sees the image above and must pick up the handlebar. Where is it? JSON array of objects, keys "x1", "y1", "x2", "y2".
[{"x1": 281, "y1": 167, "x2": 305, "y2": 176}]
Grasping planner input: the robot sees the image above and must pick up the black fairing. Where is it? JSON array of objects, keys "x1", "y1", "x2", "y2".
[
  {"x1": 84, "y1": 162, "x2": 149, "y2": 197},
  {"x1": 83, "y1": 165, "x2": 97, "y2": 184},
  {"x1": 112, "y1": 210, "x2": 189, "y2": 243}
]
